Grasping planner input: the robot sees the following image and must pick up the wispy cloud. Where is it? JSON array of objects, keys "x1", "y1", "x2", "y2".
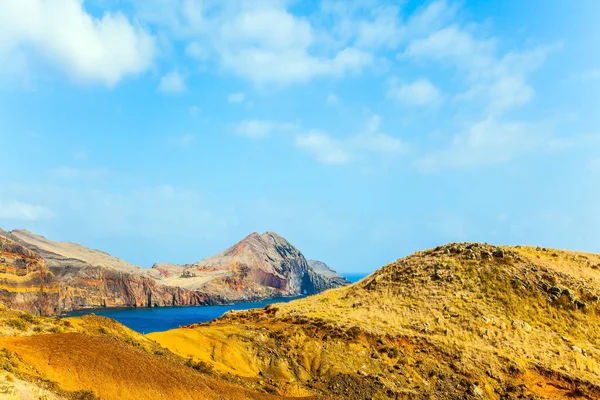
[
  {"x1": 416, "y1": 119, "x2": 547, "y2": 171},
  {"x1": 295, "y1": 115, "x2": 406, "y2": 165},
  {"x1": 0, "y1": 200, "x2": 54, "y2": 221},
  {"x1": 234, "y1": 120, "x2": 297, "y2": 140},
  {"x1": 387, "y1": 77, "x2": 442, "y2": 106}
]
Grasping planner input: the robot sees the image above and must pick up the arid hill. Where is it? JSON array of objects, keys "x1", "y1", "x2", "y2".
[
  {"x1": 4, "y1": 229, "x2": 217, "y2": 312},
  {"x1": 2, "y1": 241, "x2": 598, "y2": 399},
  {"x1": 0, "y1": 305, "x2": 288, "y2": 400},
  {"x1": 149, "y1": 242, "x2": 600, "y2": 399},
  {"x1": 1, "y1": 229, "x2": 347, "y2": 314}
]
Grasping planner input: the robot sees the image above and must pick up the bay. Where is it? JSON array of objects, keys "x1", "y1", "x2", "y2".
[{"x1": 64, "y1": 296, "x2": 303, "y2": 334}]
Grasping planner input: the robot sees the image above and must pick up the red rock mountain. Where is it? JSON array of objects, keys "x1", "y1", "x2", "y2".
[{"x1": 152, "y1": 232, "x2": 350, "y2": 301}]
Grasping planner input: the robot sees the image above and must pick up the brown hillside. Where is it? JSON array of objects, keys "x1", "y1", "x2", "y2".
[{"x1": 150, "y1": 242, "x2": 600, "y2": 399}]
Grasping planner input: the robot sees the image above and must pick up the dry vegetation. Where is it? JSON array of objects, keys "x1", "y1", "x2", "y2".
[
  {"x1": 0, "y1": 308, "x2": 290, "y2": 399},
  {"x1": 150, "y1": 243, "x2": 600, "y2": 399},
  {"x1": 0, "y1": 241, "x2": 599, "y2": 399}
]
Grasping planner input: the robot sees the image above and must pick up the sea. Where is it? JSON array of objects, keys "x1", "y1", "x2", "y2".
[{"x1": 63, "y1": 272, "x2": 369, "y2": 334}]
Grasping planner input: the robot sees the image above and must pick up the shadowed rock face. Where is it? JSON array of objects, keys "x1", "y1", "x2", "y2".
[{"x1": 0, "y1": 231, "x2": 60, "y2": 315}]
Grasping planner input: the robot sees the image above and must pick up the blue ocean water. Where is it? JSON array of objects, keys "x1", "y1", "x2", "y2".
[
  {"x1": 64, "y1": 296, "x2": 303, "y2": 334},
  {"x1": 63, "y1": 273, "x2": 371, "y2": 334},
  {"x1": 344, "y1": 273, "x2": 369, "y2": 283}
]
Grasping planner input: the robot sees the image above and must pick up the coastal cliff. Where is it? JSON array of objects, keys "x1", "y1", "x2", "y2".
[
  {"x1": 0, "y1": 229, "x2": 347, "y2": 314},
  {"x1": 0, "y1": 231, "x2": 60, "y2": 315}
]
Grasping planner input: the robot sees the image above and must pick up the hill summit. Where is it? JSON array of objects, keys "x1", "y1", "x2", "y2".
[
  {"x1": 151, "y1": 242, "x2": 600, "y2": 399},
  {"x1": 152, "y1": 231, "x2": 350, "y2": 300}
]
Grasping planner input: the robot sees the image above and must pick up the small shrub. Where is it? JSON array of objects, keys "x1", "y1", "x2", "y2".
[
  {"x1": 73, "y1": 389, "x2": 99, "y2": 400},
  {"x1": 153, "y1": 349, "x2": 167, "y2": 357},
  {"x1": 33, "y1": 325, "x2": 43, "y2": 333},
  {"x1": 18, "y1": 313, "x2": 35, "y2": 323},
  {"x1": 6, "y1": 318, "x2": 27, "y2": 331},
  {"x1": 185, "y1": 358, "x2": 214, "y2": 374},
  {"x1": 0, "y1": 349, "x2": 17, "y2": 372}
]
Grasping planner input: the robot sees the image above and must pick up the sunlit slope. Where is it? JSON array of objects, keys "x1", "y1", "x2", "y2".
[
  {"x1": 150, "y1": 243, "x2": 600, "y2": 399},
  {"x1": 0, "y1": 312, "x2": 287, "y2": 400}
]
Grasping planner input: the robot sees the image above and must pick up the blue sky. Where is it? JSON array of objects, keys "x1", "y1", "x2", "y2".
[{"x1": 1, "y1": 0, "x2": 600, "y2": 274}]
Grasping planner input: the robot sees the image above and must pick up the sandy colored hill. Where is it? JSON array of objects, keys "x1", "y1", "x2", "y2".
[
  {"x1": 10, "y1": 229, "x2": 148, "y2": 276},
  {"x1": 0, "y1": 306, "x2": 298, "y2": 400},
  {"x1": 150, "y1": 242, "x2": 600, "y2": 399}
]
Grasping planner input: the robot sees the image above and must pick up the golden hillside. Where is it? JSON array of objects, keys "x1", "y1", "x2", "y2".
[
  {"x1": 0, "y1": 306, "x2": 291, "y2": 400},
  {"x1": 149, "y1": 243, "x2": 600, "y2": 399}
]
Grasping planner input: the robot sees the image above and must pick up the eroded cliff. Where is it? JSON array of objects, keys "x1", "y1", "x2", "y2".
[{"x1": 0, "y1": 231, "x2": 59, "y2": 315}]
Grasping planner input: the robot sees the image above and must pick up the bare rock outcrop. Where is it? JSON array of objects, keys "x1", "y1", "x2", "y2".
[{"x1": 0, "y1": 230, "x2": 60, "y2": 315}]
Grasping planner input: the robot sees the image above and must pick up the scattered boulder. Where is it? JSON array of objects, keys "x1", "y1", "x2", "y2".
[
  {"x1": 511, "y1": 320, "x2": 532, "y2": 332},
  {"x1": 492, "y1": 248, "x2": 504, "y2": 258}
]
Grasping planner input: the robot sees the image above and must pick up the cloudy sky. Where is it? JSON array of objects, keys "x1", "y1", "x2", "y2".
[{"x1": 1, "y1": 0, "x2": 599, "y2": 273}]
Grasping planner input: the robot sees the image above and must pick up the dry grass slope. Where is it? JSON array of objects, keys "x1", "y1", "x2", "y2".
[
  {"x1": 0, "y1": 309, "x2": 299, "y2": 399},
  {"x1": 150, "y1": 242, "x2": 600, "y2": 399}
]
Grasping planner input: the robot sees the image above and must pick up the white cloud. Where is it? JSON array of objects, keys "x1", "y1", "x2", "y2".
[
  {"x1": 134, "y1": 1, "x2": 373, "y2": 86},
  {"x1": 215, "y1": 6, "x2": 373, "y2": 85},
  {"x1": 158, "y1": 71, "x2": 186, "y2": 93},
  {"x1": 228, "y1": 92, "x2": 245, "y2": 103},
  {"x1": 0, "y1": 200, "x2": 54, "y2": 221},
  {"x1": 295, "y1": 115, "x2": 406, "y2": 165},
  {"x1": 404, "y1": 25, "x2": 495, "y2": 70},
  {"x1": 416, "y1": 118, "x2": 546, "y2": 171},
  {"x1": 400, "y1": 12, "x2": 558, "y2": 170},
  {"x1": 295, "y1": 131, "x2": 353, "y2": 165},
  {"x1": 388, "y1": 77, "x2": 442, "y2": 106},
  {"x1": 403, "y1": 24, "x2": 555, "y2": 115},
  {"x1": 0, "y1": 0, "x2": 155, "y2": 86},
  {"x1": 234, "y1": 120, "x2": 296, "y2": 140}
]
